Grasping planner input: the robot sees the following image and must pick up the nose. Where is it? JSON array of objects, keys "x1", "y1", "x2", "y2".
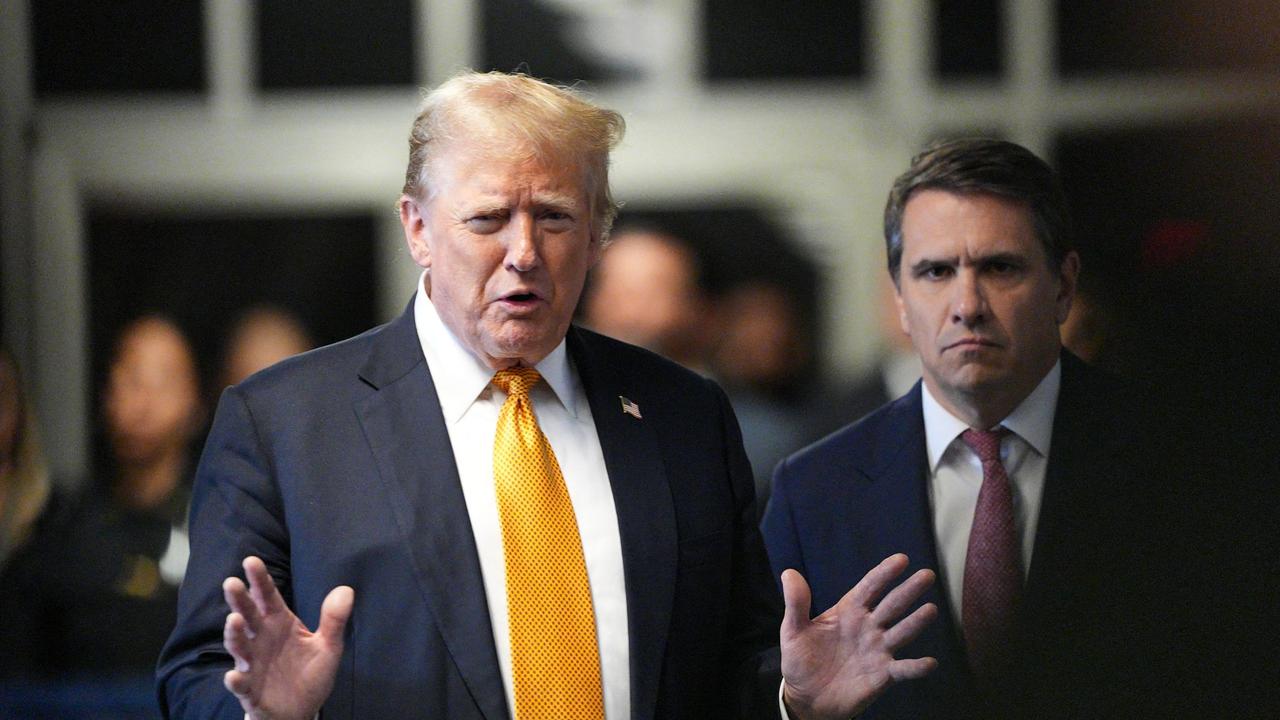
[
  {"x1": 504, "y1": 214, "x2": 540, "y2": 272},
  {"x1": 950, "y1": 270, "x2": 988, "y2": 326}
]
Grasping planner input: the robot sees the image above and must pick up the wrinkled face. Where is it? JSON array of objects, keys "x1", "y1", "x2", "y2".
[
  {"x1": 401, "y1": 138, "x2": 599, "y2": 369},
  {"x1": 104, "y1": 320, "x2": 201, "y2": 465},
  {"x1": 895, "y1": 190, "x2": 1077, "y2": 417}
]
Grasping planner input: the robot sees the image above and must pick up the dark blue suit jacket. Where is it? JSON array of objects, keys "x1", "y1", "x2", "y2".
[
  {"x1": 157, "y1": 303, "x2": 782, "y2": 719},
  {"x1": 763, "y1": 353, "x2": 1200, "y2": 719}
]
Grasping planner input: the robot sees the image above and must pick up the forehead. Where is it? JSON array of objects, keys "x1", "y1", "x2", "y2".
[
  {"x1": 901, "y1": 189, "x2": 1041, "y2": 259},
  {"x1": 431, "y1": 136, "x2": 589, "y2": 203},
  {"x1": 113, "y1": 322, "x2": 195, "y2": 373}
]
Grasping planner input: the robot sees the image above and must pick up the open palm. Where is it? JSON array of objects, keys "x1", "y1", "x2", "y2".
[
  {"x1": 221, "y1": 556, "x2": 354, "y2": 720},
  {"x1": 779, "y1": 554, "x2": 938, "y2": 720}
]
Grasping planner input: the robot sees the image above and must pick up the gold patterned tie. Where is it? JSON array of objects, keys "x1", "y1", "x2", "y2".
[{"x1": 492, "y1": 367, "x2": 605, "y2": 720}]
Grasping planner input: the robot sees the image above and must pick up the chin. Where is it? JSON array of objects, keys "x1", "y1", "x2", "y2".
[
  {"x1": 489, "y1": 334, "x2": 556, "y2": 364},
  {"x1": 945, "y1": 365, "x2": 1008, "y2": 393}
]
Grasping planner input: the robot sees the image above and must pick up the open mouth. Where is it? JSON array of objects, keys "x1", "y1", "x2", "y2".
[{"x1": 500, "y1": 291, "x2": 543, "y2": 309}]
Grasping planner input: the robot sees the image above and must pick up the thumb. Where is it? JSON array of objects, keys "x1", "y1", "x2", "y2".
[
  {"x1": 780, "y1": 569, "x2": 813, "y2": 639},
  {"x1": 317, "y1": 585, "x2": 354, "y2": 651}
]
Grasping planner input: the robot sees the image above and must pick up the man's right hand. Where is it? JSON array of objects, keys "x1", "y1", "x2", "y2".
[
  {"x1": 778, "y1": 554, "x2": 938, "y2": 720},
  {"x1": 222, "y1": 556, "x2": 353, "y2": 720}
]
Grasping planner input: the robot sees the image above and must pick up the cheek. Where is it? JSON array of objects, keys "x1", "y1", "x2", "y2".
[{"x1": 894, "y1": 295, "x2": 911, "y2": 335}]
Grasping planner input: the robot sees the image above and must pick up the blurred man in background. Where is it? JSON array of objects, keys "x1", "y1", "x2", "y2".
[
  {"x1": 219, "y1": 305, "x2": 314, "y2": 390},
  {"x1": 581, "y1": 226, "x2": 713, "y2": 373},
  {"x1": 709, "y1": 281, "x2": 813, "y2": 509}
]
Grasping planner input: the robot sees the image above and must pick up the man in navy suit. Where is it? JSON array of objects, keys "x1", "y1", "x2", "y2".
[
  {"x1": 762, "y1": 139, "x2": 1219, "y2": 718},
  {"x1": 157, "y1": 72, "x2": 940, "y2": 720}
]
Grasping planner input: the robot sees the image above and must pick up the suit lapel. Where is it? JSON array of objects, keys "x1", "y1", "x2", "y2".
[
  {"x1": 569, "y1": 329, "x2": 677, "y2": 720},
  {"x1": 354, "y1": 306, "x2": 508, "y2": 720},
  {"x1": 857, "y1": 387, "x2": 969, "y2": 679}
]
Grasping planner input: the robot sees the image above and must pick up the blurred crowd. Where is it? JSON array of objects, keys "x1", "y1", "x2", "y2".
[{"x1": 0, "y1": 307, "x2": 313, "y2": 707}]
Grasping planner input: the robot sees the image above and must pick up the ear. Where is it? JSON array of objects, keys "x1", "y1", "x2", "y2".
[
  {"x1": 399, "y1": 195, "x2": 431, "y2": 270},
  {"x1": 1054, "y1": 251, "x2": 1081, "y2": 324}
]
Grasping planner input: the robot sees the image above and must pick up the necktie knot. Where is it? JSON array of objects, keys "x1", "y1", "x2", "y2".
[
  {"x1": 493, "y1": 367, "x2": 542, "y2": 399},
  {"x1": 961, "y1": 427, "x2": 1008, "y2": 465}
]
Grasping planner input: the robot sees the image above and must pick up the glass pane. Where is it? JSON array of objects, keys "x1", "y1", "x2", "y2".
[
  {"x1": 704, "y1": 0, "x2": 865, "y2": 81},
  {"x1": 33, "y1": 0, "x2": 205, "y2": 95},
  {"x1": 934, "y1": 0, "x2": 1003, "y2": 79},
  {"x1": 257, "y1": 0, "x2": 416, "y2": 89},
  {"x1": 1058, "y1": 0, "x2": 1280, "y2": 75}
]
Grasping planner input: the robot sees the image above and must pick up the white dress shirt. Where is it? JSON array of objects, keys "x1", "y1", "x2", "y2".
[
  {"x1": 921, "y1": 361, "x2": 1061, "y2": 624},
  {"x1": 413, "y1": 275, "x2": 631, "y2": 720}
]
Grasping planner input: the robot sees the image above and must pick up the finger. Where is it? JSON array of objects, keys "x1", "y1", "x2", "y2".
[
  {"x1": 243, "y1": 556, "x2": 286, "y2": 616},
  {"x1": 780, "y1": 569, "x2": 813, "y2": 638},
  {"x1": 317, "y1": 585, "x2": 355, "y2": 652},
  {"x1": 888, "y1": 656, "x2": 937, "y2": 682},
  {"x1": 883, "y1": 602, "x2": 938, "y2": 651},
  {"x1": 223, "y1": 612, "x2": 255, "y2": 672},
  {"x1": 870, "y1": 568, "x2": 935, "y2": 626},
  {"x1": 224, "y1": 667, "x2": 253, "y2": 699},
  {"x1": 223, "y1": 576, "x2": 260, "y2": 636},
  {"x1": 846, "y1": 553, "x2": 910, "y2": 609}
]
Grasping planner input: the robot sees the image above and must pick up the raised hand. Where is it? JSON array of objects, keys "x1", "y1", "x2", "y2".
[
  {"x1": 779, "y1": 554, "x2": 938, "y2": 720},
  {"x1": 221, "y1": 556, "x2": 354, "y2": 720}
]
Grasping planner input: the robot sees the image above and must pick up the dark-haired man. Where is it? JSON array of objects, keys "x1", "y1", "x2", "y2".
[{"x1": 763, "y1": 138, "x2": 1210, "y2": 718}]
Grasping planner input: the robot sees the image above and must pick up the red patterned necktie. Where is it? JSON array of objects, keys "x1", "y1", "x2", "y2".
[{"x1": 960, "y1": 427, "x2": 1021, "y2": 681}]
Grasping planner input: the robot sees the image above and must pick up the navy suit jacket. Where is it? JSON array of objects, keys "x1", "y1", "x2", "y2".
[
  {"x1": 158, "y1": 303, "x2": 782, "y2": 719},
  {"x1": 763, "y1": 353, "x2": 1201, "y2": 719}
]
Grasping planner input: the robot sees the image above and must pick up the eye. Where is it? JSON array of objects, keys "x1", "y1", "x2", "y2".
[
  {"x1": 538, "y1": 209, "x2": 575, "y2": 232},
  {"x1": 985, "y1": 260, "x2": 1020, "y2": 275},
  {"x1": 465, "y1": 214, "x2": 504, "y2": 234},
  {"x1": 918, "y1": 264, "x2": 953, "y2": 281}
]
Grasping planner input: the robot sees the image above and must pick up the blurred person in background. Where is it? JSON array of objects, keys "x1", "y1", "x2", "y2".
[
  {"x1": 0, "y1": 315, "x2": 203, "y2": 679},
  {"x1": 0, "y1": 347, "x2": 52, "y2": 570},
  {"x1": 709, "y1": 281, "x2": 813, "y2": 510},
  {"x1": 580, "y1": 226, "x2": 713, "y2": 373},
  {"x1": 806, "y1": 275, "x2": 922, "y2": 442},
  {"x1": 219, "y1": 305, "x2": 314, "y2": 389},
  {"x1": 0, "y1": 347, "x2": 57, "y2": 680}
]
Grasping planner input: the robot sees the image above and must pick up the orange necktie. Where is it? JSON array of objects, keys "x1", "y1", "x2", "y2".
[{"x1": 492, "y1": 368, "x2": 605, "y2": 720}]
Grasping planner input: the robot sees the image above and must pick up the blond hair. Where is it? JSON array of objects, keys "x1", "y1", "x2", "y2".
[{"x1": 401, "y1": 71, "x2": 626, "y2": 242}]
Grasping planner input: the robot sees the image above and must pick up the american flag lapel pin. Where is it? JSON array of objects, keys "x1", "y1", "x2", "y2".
[{"x1": 619, "y1": 395, "x2": 642, "y2": 419}]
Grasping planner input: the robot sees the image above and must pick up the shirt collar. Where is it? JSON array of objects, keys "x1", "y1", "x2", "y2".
[
  {"x1": 413, "y1": 272, "x2": 576, "y2": 423},
  {"x1": 921, "y1": 358, "x2": 1061, "y2": 472}
]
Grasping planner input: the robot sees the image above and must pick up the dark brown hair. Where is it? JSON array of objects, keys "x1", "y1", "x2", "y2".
[{"x1": 884, "y1": 138, "x2": 1073, "y2": 283}]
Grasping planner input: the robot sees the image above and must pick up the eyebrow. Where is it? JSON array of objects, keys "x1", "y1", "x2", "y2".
[
  {"x1": 530, "y1": 192, "x2": 583, "y2": 211},
  {"x1": 972, "y1": 251, "x2": 1028, "y2": 266},
  {"x1": 909, "y1": 251, "x2": 1028, "y2": 274},
  {"x1": 909, "y1": 257, "x2": 957, "y2": 275}
]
